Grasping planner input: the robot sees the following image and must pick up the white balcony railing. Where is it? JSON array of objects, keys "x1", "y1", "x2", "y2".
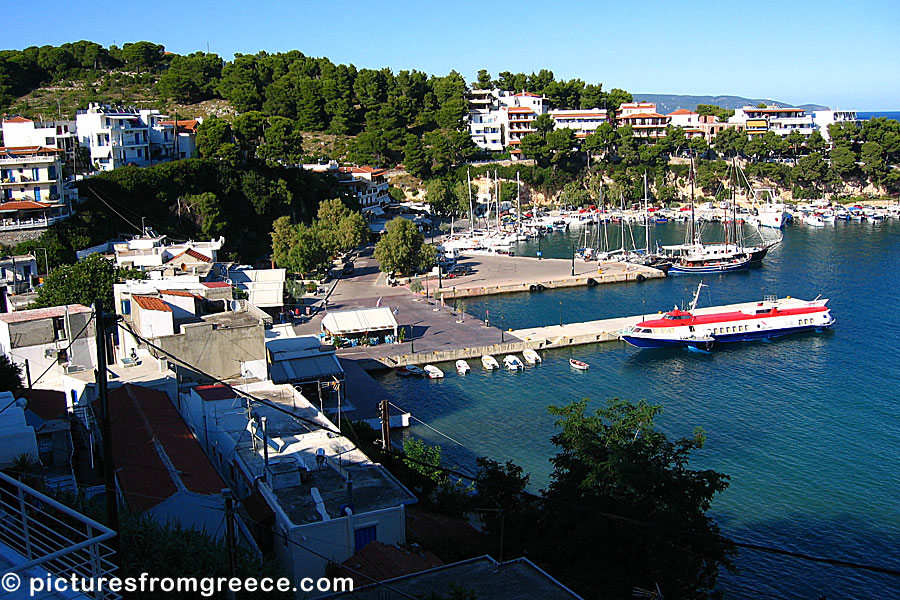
[{"x1": 0, "y1": 471, "x2": 119, "y2": 599}]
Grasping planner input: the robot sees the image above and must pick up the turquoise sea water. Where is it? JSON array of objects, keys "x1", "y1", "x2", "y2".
[
  {"x1": 377, "y1": 219, "x2": 900, "y2": 599},
  {"x1": 857, "y1": 111, "x2": 900, "y2": 121}
]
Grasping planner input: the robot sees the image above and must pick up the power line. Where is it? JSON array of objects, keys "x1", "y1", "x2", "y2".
[
  {"x1": 29, "y1": 312, "x2": 95, "y2": 389},
  {"x1": 115, "y1": 321, "x2": 900, "y2": 580}
]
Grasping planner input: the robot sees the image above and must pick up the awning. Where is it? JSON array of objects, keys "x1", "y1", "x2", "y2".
[
  {"x1": 362, "y1": 205, "x2": 385, "y2": 215},
  {"x1": 321, "y1": 307, "x2": 398, "y2": 337},
  {"x1": 270, "y1": 352, "x2": 343, "y2": 384}
]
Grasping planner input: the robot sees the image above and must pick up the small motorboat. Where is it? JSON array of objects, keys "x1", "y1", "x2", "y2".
[
  {"x1": 503, "y1": 355, "x2": 524, "y2": 370},
  {"x1": 395, "y1": 366, "x2": 411, "y2": 377},
  {"x1": 569, "y1": 358, "x2": 589, "y2": 370},
  {"x1": 406, "y1": 365, "x2": 425, "y2": 377},
  {"x1": 481, "y1": 355, "x2": 500, "y2": 370},
  {"x1": 423, "y1": 365, "x2": 444, "y2": 379},
  {"x1": 456, "y1": 360, "x2": 470, "y2": 375},
  {"x1": 522, "y1": 349, "x2": 542, "y2": 364}
]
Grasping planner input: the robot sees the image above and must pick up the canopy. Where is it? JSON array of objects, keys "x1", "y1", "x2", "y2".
[{"x1": 321, "y1": 307, "x2": 398, "y2": 337}]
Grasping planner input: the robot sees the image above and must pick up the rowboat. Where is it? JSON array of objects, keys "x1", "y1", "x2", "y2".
[
  {"x1": 481, "y1": 355, "x2": 500, "y2": 370},
  {"x1": 406, "y1": 365, "x2": 425, "y2": 376},
  {"x1": 456, "y1": 360, "x2": 470, "y2": 374},
  {"x1": 522, "y1": 349, "x2": 542, "y2": 364},
  {"x1": 503, "y1": 355, "x2": 524, "y2": 371},
  {"x1": 569, "y1": 358, "x2": 589, "y2": 370},
  {"x1": 423, "y1": 365, "x2": 444, "y2": 379}
]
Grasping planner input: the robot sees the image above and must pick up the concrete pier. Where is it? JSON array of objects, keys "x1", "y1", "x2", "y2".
[{"x1": 370, "y1": 296, "x2": 813, "y2": 367}]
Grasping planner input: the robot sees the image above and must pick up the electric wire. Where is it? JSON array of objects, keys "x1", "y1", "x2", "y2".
[{"x1": 28, "y1": 312, "x2": 95, "y2": 389}]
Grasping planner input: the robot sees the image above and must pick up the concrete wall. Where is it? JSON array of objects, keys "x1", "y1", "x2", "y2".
[
  {"x1": 134, "y1": 305, "x2": 175, "y2": 339},
  {"x1": 153, "y1": 321, "x2": 265, "y2": 382}
]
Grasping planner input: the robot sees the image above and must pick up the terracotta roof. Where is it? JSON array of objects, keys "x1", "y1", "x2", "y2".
[
  {"x1": 2, "y1": 116, "x2": 33, "y2": 124},
  {"x1": 201, "y1": 281, "x2": 232, "y2": 289},
  {"x1": 338, "y1": 542, "x2": 444, "y2": 588},
  {"x1": 0, "y1": 201, "x2": 53, "y2": 212},
  {"x1": 668, "y1": 109, "x2": 699, "y2": 116},
  {"x1": 21, "y1": 389, "x2": 67, "y2": 420},
  {"x1": 513, "y1": 92, "x2": 541, "y2": 97},
  {"x1": 101, "y1": 385, "x2": 226, "y2": 512},
  {"x1": 618, "y1": 113, "x2": 668, "y2": 119},
  {"x1": 132, "y1": 295, "x2": 172, "y2": 312},
  {"x1": 192, "y1": 384, "x2": 237, "y2": 402},
  {"x1": 159, "y1": 119, "x2": 200, "y2": 133},
  {"x1": 167, "y1": 248, "x2": 212, "y2": 264},
  {"x1": 507, "y1": 107, "x2": 536, "y2": 113},
  {"x1": 159, "y1": 289, "x2": 200, "y2": 298},
  {"x1": 0, "y1": 304, "x2": 91, "y2": 324},
  {"x1": 0, "y1": 145, "x2": 65, "y2": 155}
]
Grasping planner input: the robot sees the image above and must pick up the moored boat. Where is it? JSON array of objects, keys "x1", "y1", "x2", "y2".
[
  {"x1": 424, "y1": 365, "x2": 444, "y2": 379},
  {"x1": 569, "y1": 358, "x2": 589, "y2": 370},
  {"x1": 456, "y1": 359, "x2": 470, "y2": 374},
  {"x1": 406, "y1": 365, "x2": 425, "y2": 377},
  {"x1": 503, "y1": 355, "x2": 524, "y2": 370},
  {"x1": 620, "y1": 282, "x2": 835, "y2": 350},
  {"x1": 668, "y1": 254, "x2": 751, "y2": 274},
  {"x1": 522, "y1": 349, "x2": 542, "y2": 364},
  {"x1": 481, "y1": 355, "x2": 499, "y2": 370}
]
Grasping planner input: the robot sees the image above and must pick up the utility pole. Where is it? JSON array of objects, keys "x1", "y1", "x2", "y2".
[
  {"x1": 94, "y1": 299, "x2": 119, "y2": 555},
  {"x1": 223, "y1": 488, "x2": 238, "y2": 600},
  {"x1": 379, "y1": 399, "x2": 392, "y2": 453}
]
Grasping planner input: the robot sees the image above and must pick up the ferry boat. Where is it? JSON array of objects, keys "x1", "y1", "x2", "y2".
[{"x1": 620, "y1": 283, "x2": 835, "y2": 350}]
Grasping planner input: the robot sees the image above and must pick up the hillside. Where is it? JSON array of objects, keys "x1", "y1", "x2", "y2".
[{"x1": 632, "y1": 93, "x2": 829, "y2": 115}]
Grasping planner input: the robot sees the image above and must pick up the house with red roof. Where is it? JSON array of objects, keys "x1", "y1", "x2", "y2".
[
  {"x1": 99, "y1": 384, "x2": 232, "y2": 537},
  {"x1": 0, "y1": 145, "x2": 71, "y2": 230}
]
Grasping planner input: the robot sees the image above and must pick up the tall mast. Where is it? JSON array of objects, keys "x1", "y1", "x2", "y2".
[
  {"x1": 644, "y1": 170, "x2": 650, "y2": 253},
  {"x1": 689, "y1": 154, "x2": 696, "y2": 245},
  {"x1": 467, "y1": 167, "x2": 474, "y2": 235},
  {"x1": 495, "y1": 170, "x2": 501, "y2": 233},
  {"x1": 516, "y1": 171, "x2": 521, "y2": 236}
]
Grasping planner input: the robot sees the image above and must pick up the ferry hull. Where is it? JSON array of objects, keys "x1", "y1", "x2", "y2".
[{"x1": 622, "y1": 322, "x2": 833, "y2": 349}]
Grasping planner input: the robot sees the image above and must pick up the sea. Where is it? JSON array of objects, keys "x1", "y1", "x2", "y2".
[
  {"x1": 376, "y1": 219, "x2": 900, "y2": 599},
  {"x1": 856, "y1": 111, "x2": 900, "y2": 122}
]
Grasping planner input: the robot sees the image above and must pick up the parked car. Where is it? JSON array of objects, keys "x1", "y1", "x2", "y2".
[
  {"x1": 446, "y1": 265, "x2": 472, "y2": 279},
  {"x1": 342, "y1": 262, "x2": 355, "y2": 275}
]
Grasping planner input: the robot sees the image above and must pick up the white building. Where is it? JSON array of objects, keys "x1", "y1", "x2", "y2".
[
  {"x1": 812, "y1": 109, "x2": 859, "y2": 142},
  {"x1": 729, "y1": 105, "x2": 815, "y2": 138},
  {"x1": 112, "y1": 231, "x2": 224, "y2": 271},
  {"x1": 465, "y1": 90, "x2": 548, "y2": 153},
  {"x1": 615, "y1": 102, "x2": 670, "y2": 141},
  {"x1": 0, "y1": 254, "x2": 38, "y2": 294},
  {"x1": 304, "y1": 162, "x2": 390, "y2": 208},
  {"x1": 0, "y1": 304, "x2": 96, "y2": 390},
  {"x1": 224, "y1": 265, "x2": 286, "y2": 309},
  {"x1": 549, "y1": 108, "x2": 609, "y2": 139},
  {"x1": 1, "y1": 116, "x2": 77, "y2": 163},
  {"x1": 148, "y1": 117, "x2": 202, "y2": 161},
  {"x1": 0, "y1": 145, "x2": 66, "y2": 204},
  {"x1": 175, "y1": 381, "x2": 417, "y2": 582}
]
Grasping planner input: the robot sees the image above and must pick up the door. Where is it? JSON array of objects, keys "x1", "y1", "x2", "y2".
[{"x1": 353, "y1": 525, "x2": 377, "y2": 553}]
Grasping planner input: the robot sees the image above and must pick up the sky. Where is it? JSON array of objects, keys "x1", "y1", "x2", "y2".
[{"x1": 6, "y1": 0, "x2": 900, "y2": 110}]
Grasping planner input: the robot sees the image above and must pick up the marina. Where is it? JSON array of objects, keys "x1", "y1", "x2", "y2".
[{"x1": 377, "y1": 218, "x2": 900, "y2": 600}]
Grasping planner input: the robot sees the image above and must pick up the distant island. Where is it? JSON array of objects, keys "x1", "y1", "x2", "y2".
[{"x1": 633, "y1": 93, "x2": 828, "y2": 115}]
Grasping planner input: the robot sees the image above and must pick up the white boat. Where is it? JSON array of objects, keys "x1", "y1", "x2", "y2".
[
  {"x1": 423, "y1": 365, "x2": 444, "y2": 379},
  {"x1": 481, "y1": 355, "x2": 499, "y2": 370},
  {"x1": 406, "y1": 365, "x2": 425, "y2": 376},
  {"x1": 803, "y1": 214, "x2": 826, "y2": 228},
  {"x1": 503, "y1": 355, "x2": 524, "y2": 370},
  {"x1": 620, "y1": 282, "x2": 835, "y2": 350},
  {"x1": 455, "y1": 360, "x2": 470, "y2": 375},
  {"x1": 569, "y1": 358, "x2": 589, "y2": 370},
  {"x1": 751, "y1": 188, "x2": 787, "y2": 229},
  {"x1": 522, "y1": 349, "x2": 542, "y2": 364}
]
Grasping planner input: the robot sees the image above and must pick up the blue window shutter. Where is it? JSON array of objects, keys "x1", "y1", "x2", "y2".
[{"x1": 353, "y1": 525, "x2": 377, "y2": 553}]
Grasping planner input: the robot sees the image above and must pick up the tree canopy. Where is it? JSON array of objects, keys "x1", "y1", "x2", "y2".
[
  {"x1": 373, "y1": 217, "x2": 436, "y2": 276},
  {"x1": 32, "y1": 254, "x2": 144, "y2": 310}
]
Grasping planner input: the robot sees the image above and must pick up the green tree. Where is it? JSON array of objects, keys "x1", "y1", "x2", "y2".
[
  {"x1": 156, "y1": 52, "x2": 223, "y2": 103},
  {"x1": 534, "y1": 113, "x2": 555, "y2": 138},
  {"x1": 286, "y1": 223, "x2": 330, "y2": 275},
  {"x1": 403, "y1": 135, "x2": 430, "y2": 179},
  {"x1": 519, "y1": 133, "x2": 549, "y2": 166},
  {"x1": 232, "y1": 111, "x2": 268, "y2": 160},
  {"x1": 120, "y1": 41, "x2": 164, "y2": 73},
  {"x1": 257, "y1": 117, "x2": 304, "y2": 166},
  {"x1": 475, "y1": 69, "x2": 493, "y2": 89},
  {"x1": 270, "y1": 215, "x2": 298, "y2": 268},
  {"x1": 374, "y1": 217, "x2": 437, "y2": 275},
  {"x1": 792, "y1": 152, "x2": 828, "y2": 193},
  {"x1": 316, "y1": 198, "x2": 367, "y2": 255},
  {"x1": 539, "y1": 398, "x2": 734, "y2": 599},
  {"x1": 242, "y1": 172, "x2": 292, "y2": 216},
  {"x1": 0, "y1": 354, "x2": 23, "y2": 393},
  {"x1": 32, "y1": 254, "x2": 144, "y2": 309},
  {"x1": 860, "y1": 141, "x2": 886, "y2": 182},
  {"x1": 829, "y1": 144, "x2": 858, "y2": 179},
  {"x1": 425, "y1": 178, "x2": 455, "y2": 215},
  {"x1": 195, "y1": 117, "x2": 239, "y2": 164}
]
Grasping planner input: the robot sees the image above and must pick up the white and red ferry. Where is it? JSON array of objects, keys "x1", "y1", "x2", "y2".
[{"x1": 620, "y1": 283, "x2": 835, "y2": 350}]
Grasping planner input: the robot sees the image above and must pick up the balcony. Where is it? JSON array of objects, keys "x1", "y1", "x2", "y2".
[
  {"x1": 0, "y1": 214, "x2": 71, "y2": 231},
  {"x1": 0, "y1": 471, "x2": 118, "y2": 599}
]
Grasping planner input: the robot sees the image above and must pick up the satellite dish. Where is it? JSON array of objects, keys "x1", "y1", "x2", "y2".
[
  {"x1": 230, "y1": 300, "x2": 241, "y2": 311},
  {"x1": 224, "y1": 278, "x2": 233, "y2": 285}
]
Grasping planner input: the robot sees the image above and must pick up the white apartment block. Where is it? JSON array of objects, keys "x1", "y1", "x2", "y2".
[
  {"x1": 303, "y1": 162, "x2": 390, "y2": 208},
  {"x1": 616, "y1": 102, "x2": 670, "y2": 141},
  {"x1": 0, "y1": 145, "x2": 65, "y2": 204},
  {"x1": 729, "y1": 105, "x2": 815, "y2": 138},
  {"x1": 549, "y1": 108, "x2": 609, "y2": 138},
  {"x1": 466, "y1": 90, "x2": 548, "y2": 153},
  {"x1": 1, "y1": 117, "x2": 77, "y2": 163},
  {"x1": 812, "y1": 109, "x2": 859, "y2": 142}
]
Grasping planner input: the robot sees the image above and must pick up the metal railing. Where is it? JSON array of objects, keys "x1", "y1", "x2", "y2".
[{"x1": 0, "y1": 471, "x2": 119, "y2": 599}]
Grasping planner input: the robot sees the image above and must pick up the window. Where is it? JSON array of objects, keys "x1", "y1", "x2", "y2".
[
  {"x1": 121, "y1": 299, "x2": 131, "y2": 315},
  {"x1": 354, "y1": 525, "x2": 377, "y2": 553},
  {"x1": 33, "y1": 187, "x2": 41, "y2": 202}
]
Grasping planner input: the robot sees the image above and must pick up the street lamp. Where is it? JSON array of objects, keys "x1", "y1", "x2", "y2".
[
  {"x1": 537, "y1": 234, "x2": 542, "y2": 260},
  {"x1": 571, "y1": 244, "x2": 575, "y2": 276}
]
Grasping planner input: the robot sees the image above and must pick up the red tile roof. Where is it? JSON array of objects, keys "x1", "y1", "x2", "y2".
[
  {"x1": 513, "y1": 92, "x2": 541, "y2": 97},
  {"x1": 159, "y1": 119, "x2": 200, "y2": 133},
  {"x1": 132, "y1": 295, "x2": 172, "y2": 312},
  {"x1": 3, "y1": 116, "x2": 32, "y2": 123},
  {"x1": 338, "y1": 542, "x2": 444, "y2": 587},
  {"x1": 668, "y1": 109, "x2": 699, "y2": 115},
  {"x1": 0, "y1": 201, "x2": 53, "y2": 212},
  {"x1": 507, "y1": 107, "x2": 536, "y2": 113},
  {"x1": 0, "y1": 145, "x2": 65, "y2": 156},
  {"x1": 160, "y1": 289, "x2": 200, "y2": 298},
  {"x1": 619, "y1": 113, "x2": 668, "y2": 119},
  {"x1": 192, "y1": 384, "x2": 237, "y2": 402},
  {"x1": 167, "y1": 249, "x2": 212, "y2": 264},
  {"x1": 21, "y1": 389, "x2": 67, "y2": 420},
  {"x1": 201, "y1": 281, "x2": 232, "y2": 289},
  {"x1": 102, "y1": 385, "x2": 225, "y2": 512},
  {"x1": 0, "y1": 304, "x2": 91, "y2": 324}
]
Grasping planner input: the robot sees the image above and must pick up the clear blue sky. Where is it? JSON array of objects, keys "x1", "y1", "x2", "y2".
[{"x1": 8, "y1": 0, "x2": 900, "y2": 110}]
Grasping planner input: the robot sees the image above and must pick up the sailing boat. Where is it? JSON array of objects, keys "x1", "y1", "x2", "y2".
[{"x1": 666, "y1": 157, "x2": 752, "y2": 274}]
